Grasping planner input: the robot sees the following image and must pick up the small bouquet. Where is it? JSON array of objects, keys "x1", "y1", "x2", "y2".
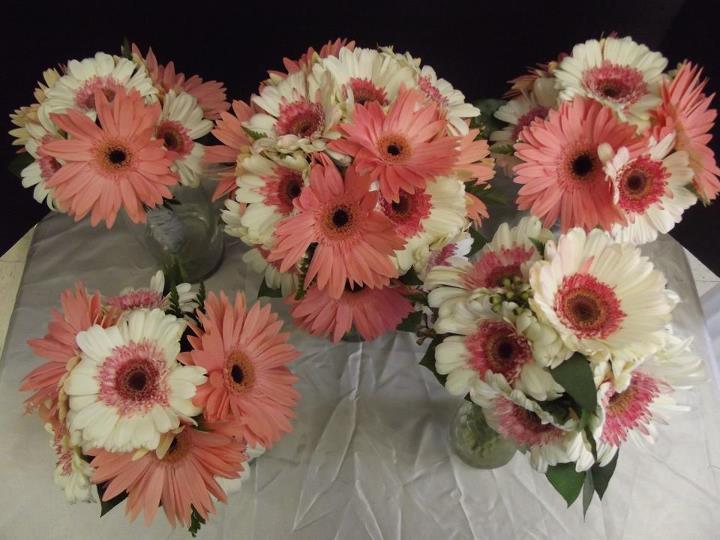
[
  {"x1": 418, "y1": 216, "x2": 703, "y2": 511},
  {"x1": 9, "y1": 42, "x2": 229, "y2": 228},
  {"x1": 207, "y1": 39, "x2": 498, "y2": 343},
  {"x1": 20, "y1": 272, "x2": 299, "y2": 534},
  {"x1": 489, "y1": 35, "x2": 719, "y2": 243}
]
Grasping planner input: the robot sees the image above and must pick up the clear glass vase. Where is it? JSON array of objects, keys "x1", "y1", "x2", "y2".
[
  {"x1": 139, "y1": 184, "x2": 224, "y2": 283},
  {"x1": 449, "y1": 401, "x2": 516, "y2": 469}
]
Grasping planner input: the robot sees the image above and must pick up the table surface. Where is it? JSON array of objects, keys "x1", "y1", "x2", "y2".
[{"x1": 1, "y1": 214, "x2": 720, "y2": 540}]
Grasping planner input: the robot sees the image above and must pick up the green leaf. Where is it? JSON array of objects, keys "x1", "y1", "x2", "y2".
[
  {"x1": 582, "y1": 470, "x2": 595, "y2": 517},
  {"x1": 8, "y1": 152, "x2": 34, "y2": 179},
  {"x1": 242, "y1": 125, "x2": 266, "y2": 141},
  {"x1": 120, "y1": 36, "x2": 132, "y2": 60},
  {"x1": 168, "y1": 286, "x2": 183, "y2": 318},
  {"x1": 529, "y1": 237, "x2": 545, "y2": 258},
  {"x1": 189, "y1": 506, "x2": 206, "y2": 537},
  {"x1": 591, "y1": 450, "x2": 619, "y2": 499},
  {"x1": 97, "y1": 483, "x2": 128, "y2": 517},
  {"x1": 550, "y1": 353, "x2": 598, "y2": 413},
  {"x1": 294, "y1": 243, "x2": 316, "y2": 300},
  {"x1": 397, "y1": 310, "x2": 422, "y2": 333},
  {"x1": 418, "y1": 336, "x2": 447, "y2": 386},
  {"x1": 399, "y1": 267, "x2": 422, "y2": 286},
  {"x1": 258, "y1": 280, "x2": 283, "y2": 299},
  {"x1": 491, "y1": 143, "x2": 515, "y2": 155},
  {"x1": 468, "y1": 226, "x2": 487, "y2": 257},
  {"x1": 536, "y1": 396, "x2": 573, "y2": 425},
  {"x1": 546, "y1": 463, "x2": 585, "y2": 507},
  {"x1": 196, "y1": 282, "x2": 207, "y2": 312},
  {"x1": 470, "y1": 98, "x2": 507, "y2": 139}
]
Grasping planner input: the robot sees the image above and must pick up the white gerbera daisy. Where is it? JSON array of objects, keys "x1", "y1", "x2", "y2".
[
  {"x1": 229, "y1": 154, "x2": 308, "y2": 246},
  {"x1": 221, "y1": 198, "x2": 249, "y2": 242},
  {"x1": 243, "y1": 248, "x2": 298, "y2": 297},
  {"x1": 530, "y1": 228, "x2": 676, "y2": 361},
  {"x1": 39, "y1": 52, "x2": 157, "y2": 125},
  {"x1": 554, "y1": 36, "x2": 668, "y2": 129},
  {"x1": 20, "y1": 130, "x2": 63, "y2": 210},
  {"x1": 434, "y1": 296, "x2": 564, "y2": 403},
  {"x1": 45, "y1": 423, "x2": 94, "y2": 503},
  {"x1": 64, "y1": 309, "x2": 206, "y2": 452},
  {"x1": 416, "y1": 230, "x2": 473, "y2": 280},
  {"x1": 157, "y1": 90, "x2": 213, "y2": 187},
  {"x1": 311, "y1": 46, "x2": 415, "y2": 116},
  {"x1": 105, "y1": 270, "x2": 197, "y2": 314},
  {"x1": 490, "y1": 77, "x2": 558, "y2": 144},
  {"x1": 381, "y1": 177, "x2": 468, "y2": 274},
  {"x1": 247, "y1": 70, "x2": 341, "y2": 154},
  {"x1": 9, "y1": 68, "x2": 61, "y2": 147},
  {"x1": 603, "y1": 133, "x2": 697, "y2": 244},
  {"x1": 416, "y1": 65, "x2": 479, "y2": 135}
]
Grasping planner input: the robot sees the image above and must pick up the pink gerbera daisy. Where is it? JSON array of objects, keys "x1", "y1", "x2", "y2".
[
  {"x1": 204, "y1": 100, "x2": 255, "y2": 200},
  {"x1": 21, "y1": 284, "x2": 111, "y2": 413},
  {"x1": 181, "y1": 292, "x2": 300, "y2": 448},
  {"x1": 454, "y1": 128, "x2": 496, "y2": 183},
  {"x1": 465, "y1": 320, "x2": 533, "y2": 383},
  {"x1": 91, "y1": 426, "x2": 247, "y2": 527},
  {"x1": 43, "y1": 88, "x2": 177, "y2": 228},
  {"x1": 330, "y1": 88, "x2": 459, "y2": 202},
  {"x1": 653, "y1": 62, "x2": 720, "y2": 202},
  {"x1": 461, "y1": 246, "x2": 536, "y2": 289},
  {"x1": 514, "y1": 98, "x2": 640, "y2": 231},
  {"x1": 290, "y1": 283, "x2": 413, "y2": 343},
  {"x1": 268, "y1": 158, "x2": 404, "y2": 299},
  {"x1": 493, "y1": 396, "x2": 565, "y2": 447}
]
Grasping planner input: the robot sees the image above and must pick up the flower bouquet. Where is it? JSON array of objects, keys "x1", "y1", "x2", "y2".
[
  {"x1": 417, "y1": 216, "x2": 703, "y2": 511},
  {"x1": 488, "y1": 35, "x2": 719, "y2": 243},
  {"x1": 207, "y1": 39, "x2": 499, "y2": 342},
  {"x1": 19, "y1": 272, "x2": 299, "y2": 534}
]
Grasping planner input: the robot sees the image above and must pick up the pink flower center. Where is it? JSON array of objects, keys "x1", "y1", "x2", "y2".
[
  {"x1": 427, "y1": 243, "x2": 459, "y2": 268},
  {"x1": 380, "y1": 189, "x2": 431, "y2": 238},
  {"x1": 156, "y1": 120, "x2": 193, "y2": 157},
  {"x1": 512, "y1": 106, "x2": 549, "y2": 140},
  {"x1": 418, "y1": 75, "x2": 448, "y2": 107},
  {"x1": 555, "y1": 273, "x2": 625, "y2": 339},
  {"x1": 260, "y1": 167, "x2": 304, "y2": 214},
  {"x1": 616, "y1": 156, "x2": 668, "y2": 213},
  {"x1": 461, "y1": 246, "x2": 534, "y2": 289},
  {"x1": 348, "y1": 78, "x2": 388, "y2": 105},
  {"x1": 377, "y1": 133, "x2": 413, "y2": 163},
  {"x1": 97, "y1": 340, "x2": 170, "y2": 415},
  {"x1": 494, "y1": 397, "x2": 564, "y2": 447},
  {"x1": 583, "y1": 62, "x2": 647, "y2": 106},
  {"x1": 39, "y1": 153, "x2": 62, "y2": 179},
  {"x1": 224, "y1": 351, "x2": 255, "y2": 394},
  {"x1": 74, "y1": 76, "x2": 122, "y2": 111},
  {"x1": 276, "y1": 100, "x2": 325, "y2": 138},
  {"x1": 601, "y1": 372, "x2": 664, "y2": 447},
  {"x1": 106, "y1": 289, "x2": 164, "y2": 312},
  {"x1": 466, "y1": 320, "x2": 532, "y2": 383},
  {"x1": 561, "y1": 143, "x2": 604, "y2": 187}
]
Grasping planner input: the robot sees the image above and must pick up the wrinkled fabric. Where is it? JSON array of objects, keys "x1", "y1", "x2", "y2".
[{"x1": 0, "y1": 214, "x2": 719, "y2": 540}]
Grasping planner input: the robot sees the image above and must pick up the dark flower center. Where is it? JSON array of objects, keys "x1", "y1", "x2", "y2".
[
  {"x1": 230, "y1": 364, "x2": 244, "y2": 384},
  {"x1": 332, "y1": 208, "x2": 350, "y2": 228},
  {"x1": 571, "y1": 153, "x2": 594, "y2": 177},
  {"x1": 127, "y1": 370, "x2": 147, "y2": 391},
  {"x1": 387, "y1": 144, "x2": 401, "y2": 156},
  {"x1": 108, "y1": 148, "x2": 128, "y2": 165}
]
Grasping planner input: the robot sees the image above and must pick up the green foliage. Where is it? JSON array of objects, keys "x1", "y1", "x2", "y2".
[
  {"x1": 8, "y1": 152, "x2": 34, "y2": 179},
  {"x1": 550, "y1": 353, "x2": 598, "y2": 413},
  {"x1": 196, "y1": 282, "x2": 207, "y2": 312},
  {"x1": 529, "y1": 237, "x2": 545, "y2": 258},
  {"x1": 418, "y1": 336, "x2": 447, "y2": 387},
  {"x1": 294, "y1": 243, "x2": 317, "y2": 300},
  {"x1": 168, "y1": 286, "x2": 183, "y2": 318},
  {"x1": 546, "y1": 462, "x2": 585, "y2": 507},
  {"x1": 591, "y1": 451, "x2": 619, "y2": 499},
  {"x1": 396, "y1": 310, "x2": 422, "y2": 333},
  {"x1": 582, "y1": 470, "x2": 595, "y2": 517},
  {"x1": 399, "y1": 267, "x2": 422, "y2": 286},
  {"x1": 465, "y1": 183, "x2": 510, "y2": 206},
  {"x1": 97, "y1": 483, "x2": 128, "y2": 517},
  {"x1": 258, "y1": 280, "x2": 283, "y2": 299},
  {"x1": 242, "y1": 126, "x2": 266, "y2": 141},
  {"x1": 120, "y1": 36, "x2": 132, "y2": 60},
  {"x1": 189, "y1": 506, "x2": 206, "y2": 537},
  {"x1": 468, "y1": 226, "x2": 487, "y2": 257},
  {"x1": 470, "y1": 98, "x2": 507, "y2": 140}
]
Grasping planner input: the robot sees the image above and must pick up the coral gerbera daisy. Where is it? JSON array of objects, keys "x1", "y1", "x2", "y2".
[
  {"x1": 157, "y1": 90, "x2": 213, "y2": 187},
  {"x1": 64, "y1": 309, "x2": 206, "y2": 452},
  {"x1": 290, "y1": 282, "x2": 413, "y2": 343},
  {"x1": 652, "y1": 62, "x2": 720, "y2": 202},
  {"x1": 604, "y1": 133, "x2": 696, "y2": 244},
  {"x1": 330, "y1": 87, "x2": 459, "y2": 202},
  {"x1": 554, "y1": 36, "x2": 667, "y2": 129},
  {"x1": 21, "y1": 283, "x2": 109, "y2": 413},
  {"x1": 514, "y1": 98, "x2": 641, "y2": 232},
  {"x1": 280, "y1": 38, "x2": 356, "y2": 77},
  {"x1": 269, "y1": 158, "x2": 404, "y2": 299},
  {"x1": 181, "y1": 292, "x2": 299, "y2": 448},
  {"x1": 43, "y1": 88, "x2": 178, "y2": 228},
  {"x1": 105, "y1": 270, "x2": 196, "y2": 314},
  {"x1": 91, "y1": 425, "x2": 247, "y2": 526},
  {"x1": 530, "y1": 228, "x2": 676, "y2": 361}
]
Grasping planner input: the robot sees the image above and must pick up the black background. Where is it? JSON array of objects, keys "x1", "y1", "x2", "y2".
[{"x1": 3, "y1": 1, "x2": 719, "y2": 271}]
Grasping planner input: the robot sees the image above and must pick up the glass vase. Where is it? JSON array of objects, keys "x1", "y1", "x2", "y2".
[
  {"x1": 449, "y1": 401, "x2": 516, "y2": 469},
  {"x1": 139, "y1": 184, "x2": 224, "y2": 283}
]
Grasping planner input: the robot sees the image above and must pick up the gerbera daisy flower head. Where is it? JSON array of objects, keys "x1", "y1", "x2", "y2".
[
  {"x1": 490, "y1": 78, "x2": 558, "y2": 145},
  {"x1": 9, "y1": 67, "x2": 61, "y2": 148},
  {"x1": 604, "y1": 133, "x2": 696, "y2": 244},
  {"x1": 416, "y1": 230, "x2": 473, "y2": 280},
  {"x1": 39, "y1": 52, "x2": 157, "y2": 124},
  {"x1": 454, "y1": 128, "x2": 496, "y2": 184},
  {"x1": 64, "y1": 308, "x2": 206, "y2": 452},
  {"x1": 181, "y1": 292, "x2": 299, "y2": 448},
  {"x1": 514, "y1": 97, "x2": 641, "y2": 232},
  {"x1": 91, "y1": 425, "x2": 247, "y2": 527},
  {"x1": 45, "y1": 417, "x2": 95, "y2": 503},
  {"x1": 20, "y1": 132, "x2": 64, "y2": 210},
  {"x1": 280, "y1": 38, "x2": 356, "y2": 77},
  {"x1": 157, "y1": 90, "x2": 213, "y2": 187},
  {"x1": 529, "y1": 228, "x2": 676, "y2": 361},
  {"x1": 105, "y1": 270, "x2": 197, "y2": 314},
  {"x1": 243, "y1": 248, "x2": 298, "y2": 297},
  {"x1": 652, "y1": 61, "x2": 720, "y2": 202},
  {"x1": 43, "y1": 88, "x2": 178, "y2": 228},
  {"x1": 330, "y1": 87, "x2": 460, "y2": 203},
  {"x1": 290, "y1": 282, "x2": 413, "y2": 343},
  {"x1": 554, "y1": 36, "x2": 668, "y2": 129},
  {"x1": 415, "y1": 64, "x2": 481, "y2": 135},
  {"x1": 268, "y1": 158, "x2": 405, "y2": 299}
]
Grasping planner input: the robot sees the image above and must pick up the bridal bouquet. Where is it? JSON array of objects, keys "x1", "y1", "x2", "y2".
[
  {"x1": 9, "y1": 42, "x2": 228, "y2": 228},
  {"x1": 20, "y1": 272, "x2": 299, "y2": 534},
  {"x1": 207, "y1": 39, "x2": 498, "y2": 343},
  {"x1": 418, "y1": 217, "x2": 703, "y2": 511},
  {"x1": 489, "y1": 35, "x2": 719, "y2": 243}
]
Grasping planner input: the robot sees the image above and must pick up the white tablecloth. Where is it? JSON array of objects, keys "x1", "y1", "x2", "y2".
[{"x1": 1, "y1": 213, "x2": 719, "y2": 540}]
